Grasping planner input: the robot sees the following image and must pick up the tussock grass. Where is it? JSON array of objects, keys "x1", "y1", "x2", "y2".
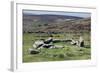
[{"x1": 23, "y1": 33, "x2": 91, "y2": 62}]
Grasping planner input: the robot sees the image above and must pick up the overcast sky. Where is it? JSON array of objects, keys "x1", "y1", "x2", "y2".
[{"x1": 23, "y1": 10, "x2": 91, "y2": 18}]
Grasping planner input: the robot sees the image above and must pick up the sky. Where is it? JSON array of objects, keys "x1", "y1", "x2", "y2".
[{"x1": 23, "y1": 10, "x2": 91, "y2": 18}]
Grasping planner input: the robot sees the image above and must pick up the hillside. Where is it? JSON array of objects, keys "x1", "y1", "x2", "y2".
[{"x1": 23, "y1": 14, "x2": 91, "y2": 33}]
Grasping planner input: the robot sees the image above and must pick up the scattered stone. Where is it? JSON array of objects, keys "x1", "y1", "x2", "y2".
[
  {"x1": 79, "y1": 36, "x2": 84, "y2": 47},
  {"x1": 29, "y1": 48, "x2": 40, "y2": 54}
]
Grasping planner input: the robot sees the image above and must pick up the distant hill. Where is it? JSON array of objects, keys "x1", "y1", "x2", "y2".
[{"x1": 23, "y1": 14, "x2": 91, "y2": 33}]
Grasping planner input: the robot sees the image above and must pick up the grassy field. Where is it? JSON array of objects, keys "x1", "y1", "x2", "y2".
[{"x1": 23, "y1": 32, "x2": 91, "y2": 63}]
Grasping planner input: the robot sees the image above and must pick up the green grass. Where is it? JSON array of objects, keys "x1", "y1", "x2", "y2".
[{"x1": 23, "y1": 33, "x2": 91, "y2": 63}]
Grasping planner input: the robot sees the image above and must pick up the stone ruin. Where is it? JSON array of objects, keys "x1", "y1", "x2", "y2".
[
  {"x1": 29, "y1": 36, "x2": 84, "y2": 54},
  {"x1": 70, "y1": 36, "x2": 84, "y2": 47}
]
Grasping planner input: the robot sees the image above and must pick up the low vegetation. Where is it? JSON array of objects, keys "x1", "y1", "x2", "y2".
[
  {"x1": 23, "y1": 33, "x2": 91, "y2": 62},
  {"x1": 23, "y1": 14, "x2": 91, "y2": 63}
]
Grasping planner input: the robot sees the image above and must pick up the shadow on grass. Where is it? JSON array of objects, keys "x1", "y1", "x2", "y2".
[{"x1": 84, "y1": 45, "x2": 91, "y2": 48}]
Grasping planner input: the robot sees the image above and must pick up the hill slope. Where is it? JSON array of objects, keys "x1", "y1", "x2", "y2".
[{"x1": 23, "y1": 14, "x2": 91, "y2": 33}]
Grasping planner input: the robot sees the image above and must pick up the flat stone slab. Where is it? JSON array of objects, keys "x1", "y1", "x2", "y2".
[{"x1": 29, "y1": 48, "x2": 40, "y2": 54}]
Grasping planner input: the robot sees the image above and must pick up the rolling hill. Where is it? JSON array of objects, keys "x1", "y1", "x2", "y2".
[{"x1": 23, "y1": 14, "x2": 91, "y2": 33}]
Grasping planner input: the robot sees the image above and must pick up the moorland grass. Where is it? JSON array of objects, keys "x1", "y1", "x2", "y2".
[{"x1": 23, "y1": 33, "x2": 91, "y2": 62}]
